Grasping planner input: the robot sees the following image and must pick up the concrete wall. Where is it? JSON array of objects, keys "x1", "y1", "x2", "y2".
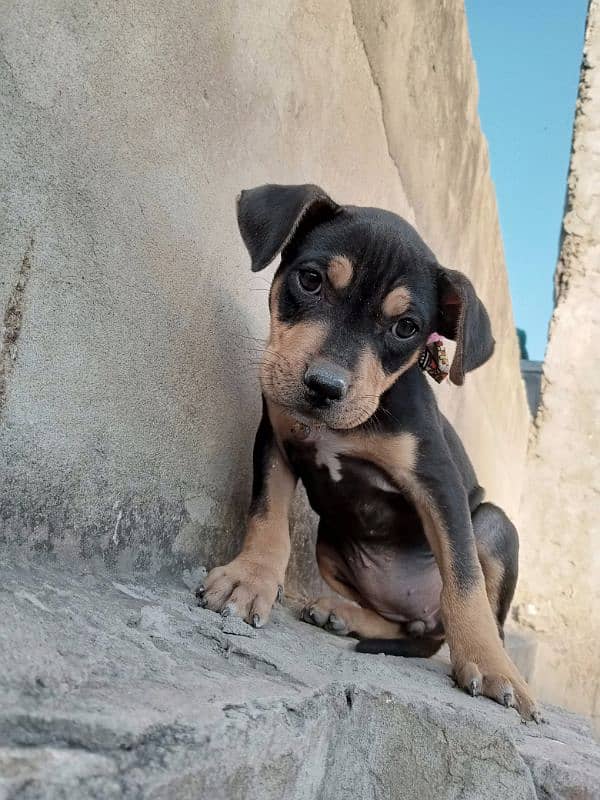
[
  {"x1": 515, "y1": 0, "x2": 600, "y2": 732},
  {"x1": 0, "y1": 1, "x2": 530, "y2": 593}
]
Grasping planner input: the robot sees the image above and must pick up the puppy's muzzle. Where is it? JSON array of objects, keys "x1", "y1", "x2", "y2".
[{"x1": 303, "y1": 360, "x2": 349, "y2": 408}]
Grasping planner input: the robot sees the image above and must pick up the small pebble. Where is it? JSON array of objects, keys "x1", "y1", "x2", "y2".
[{"x1": 182, "y1": 567, "x2": 208, "y2": 592}]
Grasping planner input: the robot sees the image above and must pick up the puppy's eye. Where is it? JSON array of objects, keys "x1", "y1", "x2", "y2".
[
  {"x1": 297, "y1": 269, "x2": 322, "y2": 294},
  {"x1": 391, "y1": 318, "x2": 419, "y2": 339}
]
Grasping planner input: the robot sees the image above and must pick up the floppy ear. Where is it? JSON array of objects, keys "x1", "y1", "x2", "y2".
[
  {"x1": 436, "y1": 267, "x2": 495, "y2": 386},
  {"x1": 236, "y1": 183, "x2": 339, "y2": 272}
]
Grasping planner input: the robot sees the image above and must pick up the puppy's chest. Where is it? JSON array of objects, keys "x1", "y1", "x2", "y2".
[
  {"x1": 282, "y1": 424, "x2": 415, "y2": 494},
  {"x1": 308, "y1": 430, "x2": 349, "y2": 483},
  {"x1": 285, "y1": 429, "x2": 427, "y2": 553},
  {"x1": 282, "y1": 427, "x2": 355, "y2": 484}
]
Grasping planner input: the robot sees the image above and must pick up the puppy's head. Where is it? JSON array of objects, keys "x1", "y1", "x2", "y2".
[{"x1": 238, "y1": 183, "x2": 494, "y2": 430}]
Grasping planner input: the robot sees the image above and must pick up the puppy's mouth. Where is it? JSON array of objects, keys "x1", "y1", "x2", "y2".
[
  {"x1": 268, "y1": 389, "x2": 377, "y2": 432},
  {"x1": 259, "y1": 350, "x2": 380, "y2": 430}
]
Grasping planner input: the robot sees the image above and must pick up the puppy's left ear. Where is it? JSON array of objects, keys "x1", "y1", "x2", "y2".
[
  {"x1": 237, "y1": 183, "x2": 339, "y2": 272},
  {"x1": 436, "y1": 267, "x2": 495, "y2": 386}
]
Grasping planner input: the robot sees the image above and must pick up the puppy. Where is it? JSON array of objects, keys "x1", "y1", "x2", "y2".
[{"x1": 200, "y1": 183, "x2": 539, "y2": 720}]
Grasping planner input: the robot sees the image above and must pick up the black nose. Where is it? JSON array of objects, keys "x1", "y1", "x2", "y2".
[{"x1": 304, "y1": 361, "x2": 349, "y2": 404}]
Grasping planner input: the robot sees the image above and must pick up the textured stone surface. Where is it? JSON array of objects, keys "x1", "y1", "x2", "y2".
[
  {"x1": 1, "y1": 561, "x2": 599, "y2": 800},
  {"x1": 0, "y1": 0, "x2": 529, "y2": 592},
  {"x1": 516, "y1": 0, "x2": 600, "y2": 734}
]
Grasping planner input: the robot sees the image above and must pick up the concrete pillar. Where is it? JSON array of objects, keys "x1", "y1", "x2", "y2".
[{"x1": 516, "y1": 0, "x2": 600, "y2": 733}]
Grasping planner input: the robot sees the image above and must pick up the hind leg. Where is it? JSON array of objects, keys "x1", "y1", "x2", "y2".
[
  {"x1": 301, "y1": 539, "x2": 404, "y2": 639},
  {"x1": 473, "y1": 502, "x2": 519, "y2": 637},
  {"x1": 301, "y1": 597, "x2": 404, "y2": 638}
]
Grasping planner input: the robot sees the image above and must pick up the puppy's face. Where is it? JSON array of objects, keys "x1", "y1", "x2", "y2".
[
  {"x1": 262, "y1": 216, "x2": 437, "y2": 429},
  {"x1": 238, "y1": 184, "x2": 495, "y2": 430}
]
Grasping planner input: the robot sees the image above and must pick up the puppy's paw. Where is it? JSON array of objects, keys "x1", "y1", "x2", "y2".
[
  {"x1": 301, "y1": 597, "x2": 357, "y2": 636},
  {"x1": 453, "y1": 652, "x2": 542, "y2": 722},
  {"x1": 196, "y1": 557, "x2": 283, "y2": 628}
]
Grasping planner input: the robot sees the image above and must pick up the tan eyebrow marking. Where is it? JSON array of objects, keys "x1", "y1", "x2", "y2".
[
  {"x1": 382, "y1": 286, "x2": 412, "y2": 318},
  {"x1": 327, "y1": 256, "x2": 354, "y2": 290}
]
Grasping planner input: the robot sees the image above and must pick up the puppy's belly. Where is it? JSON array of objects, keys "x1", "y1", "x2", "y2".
[
  {"x1": 299, "y1": 454, "x2": 443, "y2": 626},
  {"x1": 323, "y1": 539, "x2": 442, "y2": 626}
]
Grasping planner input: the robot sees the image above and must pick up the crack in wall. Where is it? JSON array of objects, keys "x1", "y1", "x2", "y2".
[
  {"x1": 347, "y1": 2, "x2": 405, "y2": 193},
  {"x1": 0, "y1": 238, "x2": 33, "y2": 416}
]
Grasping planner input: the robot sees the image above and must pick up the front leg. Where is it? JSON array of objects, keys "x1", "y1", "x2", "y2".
[
  {"x1": 199, "y1": 402, "x2": 297, "y2": 627},
  {"x1": 414, "y1": 451, "x2": 540, "y2": 720},
  {"x1": 348, "y1": 431, "x2": 539, "y2": 719}
]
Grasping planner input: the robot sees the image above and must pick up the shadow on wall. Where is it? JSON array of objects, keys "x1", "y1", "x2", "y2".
[
  {"x1": 164, "y1": 268, "x2": 267, "y2": 573},
  {"x1": 520, "y1": 360, "x2": 542, "y2": 417},
  {"x1": 0, "y1": 236, "x2": 264, "y2": 578}
]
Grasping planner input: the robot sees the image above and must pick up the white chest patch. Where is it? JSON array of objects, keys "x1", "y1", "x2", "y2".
[
  {"x1": 281, "y1": 411, "x2": 417, "y2": 489},
  {"x1": 313, "y1": 433, "x2": 348, "y2": 482}
]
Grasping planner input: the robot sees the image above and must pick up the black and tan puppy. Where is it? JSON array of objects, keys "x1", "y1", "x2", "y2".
[{"x1": 200, "y1": 183, "x2": 539, "y2": 720}]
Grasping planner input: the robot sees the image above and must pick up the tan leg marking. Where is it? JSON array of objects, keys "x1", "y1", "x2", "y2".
[
  {"x1": 477, "y1": 543, "x2": 505, "y2": 620},
  {"x1": 301, "y1": 597, "x2": 403, "y2": 638},
  {"x1": 327, "y1": 256, "x2": 353, "y2": 290},
  {"x1": 201, "y1": 442, "x2": 295, "y2": 627},
  {"x1": 401, "y1": 485, "x2": 538, "y2": 719},
  {"x1": 315, "y1": 538, "x2": 363, "y2": 604},
  {"x1": 301, "y1": 540, "x2": 403, "y2": 638}
]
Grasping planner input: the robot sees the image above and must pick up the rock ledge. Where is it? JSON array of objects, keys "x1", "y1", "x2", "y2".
[{"x1": 1, "y1": 562, "x2": 598, "y2": 799}]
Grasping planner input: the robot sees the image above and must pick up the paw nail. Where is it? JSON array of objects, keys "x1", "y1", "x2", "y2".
[
  {"x1": 221, "y1": 606, "x2": 233, "y2": 618},
  {"x1": 503, "y1": 692, "x2": 514, "y2": 708},
  {"x1": 532, "y1": 711, "x2": 544, "y2": 724},
  {"x1": 276, "y1": 585, "x2": 284, "y2": 603},
  {"x1": 469, "y1": 679, "x2": 480, "y2": 697},
  {"x1": 252, "y1": 614, "x2": 263, "y2": 628},
  {"x1": 198, "y1": 597, "x2": 208, "y2": 608},
  {"x1": 195, "y1": 585, "x2": 206, "y2": 597}
]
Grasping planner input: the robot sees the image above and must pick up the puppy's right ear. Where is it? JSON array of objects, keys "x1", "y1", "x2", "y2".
[{"x1": 237, "y1": 184, "x2": 339, "y2": 272}]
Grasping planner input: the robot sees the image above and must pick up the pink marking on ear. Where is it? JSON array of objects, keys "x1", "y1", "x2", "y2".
[{"x1": 427, "y1": 332, "x2": 444, "y2": 345}]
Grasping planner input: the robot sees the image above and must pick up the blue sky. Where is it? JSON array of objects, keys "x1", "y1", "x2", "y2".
[{"x1": 465, "y1": 1, "x2": 587, "y2": 360}]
